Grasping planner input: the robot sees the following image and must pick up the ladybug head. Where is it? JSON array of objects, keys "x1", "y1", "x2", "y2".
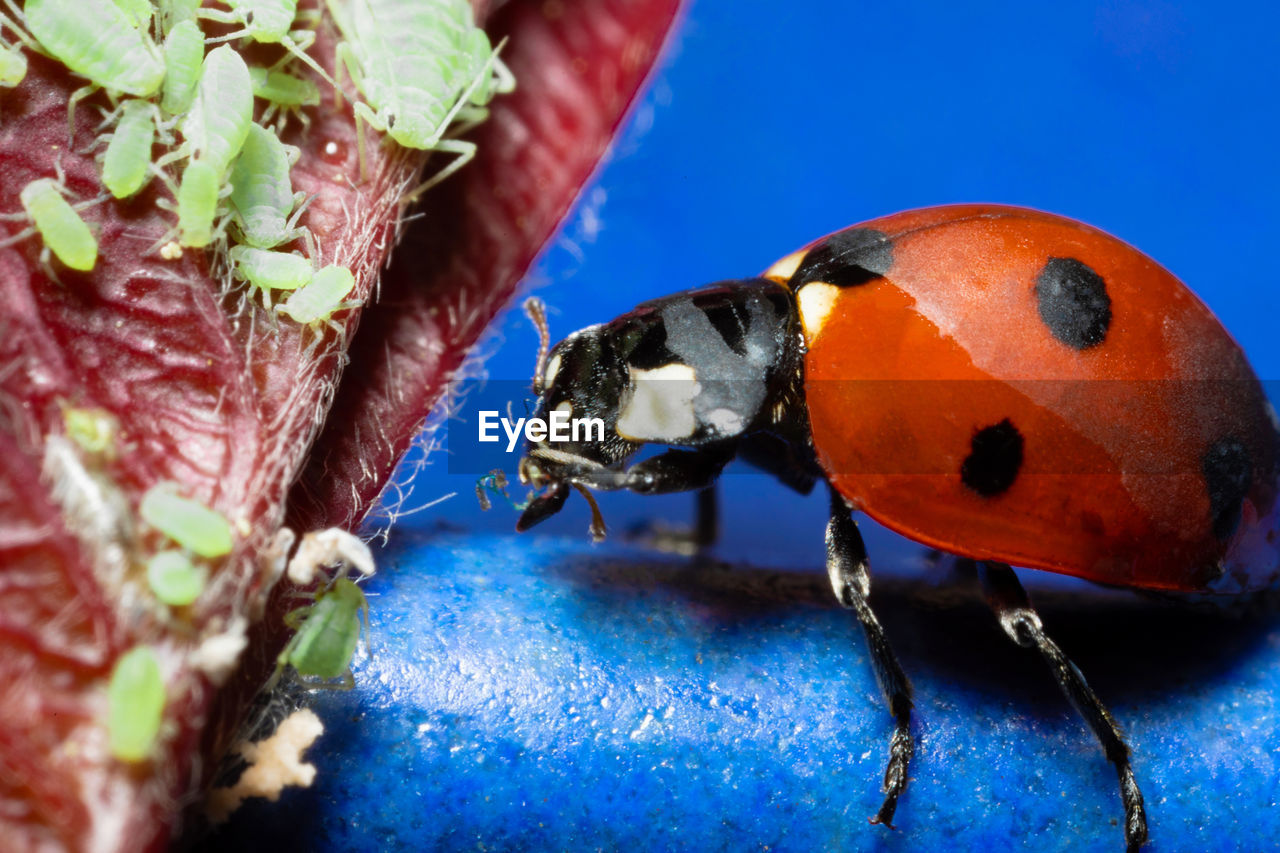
[
  {"x1": 516, "y1": 320, "x2": 641, "y2": 532},
  {"x1": 516, "y1": 280, "x2": 802, "y2": 533}
]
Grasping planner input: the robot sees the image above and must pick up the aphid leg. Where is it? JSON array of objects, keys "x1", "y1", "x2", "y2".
[
  {"x1": 280, "y1": 28, "x2": 340, "y2": 93},
  {"x1": 404, "y1": 138, "x2": 475, "y2": 201},
  {"x1": 66, "y1": 83, "x2": 101, "y2": 143},
  {"x1": 0, "y1": 223, "x2": 37, "y2": 253},
  {"x1": 444, "y1": 104, "x2": 491, "y2": 140},
  {"x1": 332, "y1": 39, "x2": 369, "y2": 108},
  {"x1": 279, "y1": 193, "x2": 316, "y2": 255},
  {"x1": 977, "y1": 561, "x2": 1148, "y2": 852},
  {"x1": 152, "y1": 143, "x2": 192, "y2": 172},
  {"x1": 351, "y1": 101, "x2": 382, "y2": 182},
  {"x1": 0, "y1": 4, "x2": 40, "y2": 54},
  {"x1": 826, "y1": 488, "x2": 914, "y2": 829},
  {"x1": 491, "y1": 54, "x2": 517, "y2": 96}
]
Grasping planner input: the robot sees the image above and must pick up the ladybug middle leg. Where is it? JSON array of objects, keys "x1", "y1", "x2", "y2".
[
  {"x1": 825, "y1": 489, "x2": 915, "y2": 828},
  {"x1": 976, "y1": 561, "x2": 1149, "y2": 852}
]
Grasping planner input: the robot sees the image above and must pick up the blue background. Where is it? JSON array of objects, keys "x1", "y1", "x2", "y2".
[{"x1": 208, "y1": 1, "x2": 1280, "y2": 850}]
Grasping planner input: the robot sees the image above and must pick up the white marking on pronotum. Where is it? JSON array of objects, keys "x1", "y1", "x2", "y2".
[
  {"x1": 706, "y1": 407, "x2": 744, "y2": 435},
  {"x1": 616, "y1": 363, "x2": 701, "y2": 442},
  {"x1": 796, "y1": 281, "x2": 842, "y2": 342},
  {"x1": 764, "y1": 249, "x2": 805, "y2": 281}
]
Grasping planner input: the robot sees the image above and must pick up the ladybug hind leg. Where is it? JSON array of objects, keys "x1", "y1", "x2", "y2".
[
  {"x1": 825, "y1": 489, "x2": 915, "y2": 828},
  {"x1": 977, "y1": 561, "x2": 1148, "y2": 852}
]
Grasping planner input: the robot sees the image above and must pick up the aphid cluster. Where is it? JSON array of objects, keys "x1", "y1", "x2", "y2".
[
  {"x1": 3, "y1": 0, "x2": 511, "y2": 772},
  {"x1": 0, "y1": 0, "x2": 511, "y2": 325}
]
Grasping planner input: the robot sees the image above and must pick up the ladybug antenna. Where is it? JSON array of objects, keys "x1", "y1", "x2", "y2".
[{"x1": 524, "y1": 296, "x2": 551, "y2": 392}]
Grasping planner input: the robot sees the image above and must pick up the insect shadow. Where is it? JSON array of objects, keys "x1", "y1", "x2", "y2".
[{"x1": 536, "y1": 546, "x2": 1279, "y2": 708}]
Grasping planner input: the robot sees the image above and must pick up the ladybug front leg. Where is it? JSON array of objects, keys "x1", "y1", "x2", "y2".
[
  {"x1": 611, "y1": 446, "x2": 735, "y2": 553},
  {"x1": 977, "y1": 561, "x2": 1149, "y2": 852},
  {"x1": 825, "y1": 489, "x2": 915, "y2": 828}
]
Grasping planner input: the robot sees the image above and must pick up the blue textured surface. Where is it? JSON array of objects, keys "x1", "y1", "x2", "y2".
[
  {"x1": 207, "y1": 0, "x2": 1280, "y2": 849},
  {"x1": 212, "y1": 535, "x2": 1280, "y2": 851}
]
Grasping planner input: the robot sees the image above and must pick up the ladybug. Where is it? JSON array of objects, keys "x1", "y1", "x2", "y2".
[{"x1": 513, "y1": 204, "x2": 1280, "y2": 850}]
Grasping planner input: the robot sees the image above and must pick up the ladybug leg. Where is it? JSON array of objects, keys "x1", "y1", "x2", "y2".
[
  {"x1": 616, "y1": 445, "x2": 735, "y2": 495},
  {"x1": 693, "y1": 486, "x2": 718, "y2": 550},
  {"x1": 825, "y1": 489, "x2": 915, "y2": 828},
  {"x1": 613, "y1": 446, "x2": 734, "y2": 552},
  {"x1": 977, "y1": 561, "x2": 1148, "y2": 852}
]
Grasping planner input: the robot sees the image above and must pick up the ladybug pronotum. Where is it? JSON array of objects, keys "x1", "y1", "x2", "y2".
[{"x1": 513, "y1": 204, "x2": 1280, "y2": 850}]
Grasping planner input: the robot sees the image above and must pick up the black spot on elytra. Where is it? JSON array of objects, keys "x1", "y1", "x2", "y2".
[
  {"x1": 1202, "y1": 436, "x2": 1253, "y2": 540},
  {"x1": 961, "y1": 419, "x2": 1024, "y2": 497},
  {"x1": 698, "y1": 299, "x2": 749, "y2": 357},
  {"x1": 789, "y1": 227, "x2": 893, "y2": 288},
  {"x1": 1035, "y1": 257, "x2": 1112, "y2": 349}
]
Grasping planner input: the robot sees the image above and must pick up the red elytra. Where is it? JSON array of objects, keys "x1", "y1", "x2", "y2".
[{"x1": 768, "y1": 204, "x2": 1280, "y2": 594}]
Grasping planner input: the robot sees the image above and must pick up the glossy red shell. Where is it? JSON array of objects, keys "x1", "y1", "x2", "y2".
[{"x1": 770, "y1": 205, "x2": 1280, "y2": 593}]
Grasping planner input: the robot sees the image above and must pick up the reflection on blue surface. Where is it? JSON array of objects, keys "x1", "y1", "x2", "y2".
[{"x1": 211, "y1": 1, "x2": 1280, "y2": 849}]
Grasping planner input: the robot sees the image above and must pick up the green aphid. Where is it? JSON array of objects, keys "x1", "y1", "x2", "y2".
[
  {"x1": 280, "y1": 576, "x2": 368, "y2": 686},
  {"x1": 179, "y1": 45, "x2": 253, "y2": 175},
  {"x1": 250, "y1": 64, "x2": 320, "y2": 131},
  {"x1": 0, "y1": 44, "x2": 26, "y2": 87},
  {"x1": 139, "y1": 484, "x2": 234, "y2": 558},
  {"x1": 161, "y1": 20, "x2": 203, "y2": 116},
  {"x1": 200, "y1": 0, "x2": 337, "y2": 90},
  {"x1": 110, "y1": 0, "x2": 152, "y2": 29},
  {"x1": 24, "y1": 0, "x2": 163, "y2": 98},
  {"x1": 107, "y1": 646, "x2": 165, "y2": 762},
  {"x1": 101, "y1": 99, "x2": 156, "y2": 199},
  {"x1": 63, "y1": 405, "x2": 118, "y2": 456},
  {"x1": 227, "y1": 123, "x2": 308, "y2": 249},
  {"x1": 279, "y1": 265, "x2": 356, "y2": 325},
  {"x1": 146, "y1": 549, "x2": 205, "y2": 606},
  {"x1": 176, "y1": 158, "x2": 220, "y2": 248},
  {"x1": 250, "y1": 65, "x2": 320, "y2": 109},
  {"x1": 18, "y1": 178, "x2": 97, "y2": 272},
  {"x1": 159, "y1": 0, "x2": 200, "y2": 37},
  {"x1": 329, "y1": 0, "x2": 514, "y2": 184},
  {"x1": 230, "y1": 245, "x2": 313, "y2": 292}
]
